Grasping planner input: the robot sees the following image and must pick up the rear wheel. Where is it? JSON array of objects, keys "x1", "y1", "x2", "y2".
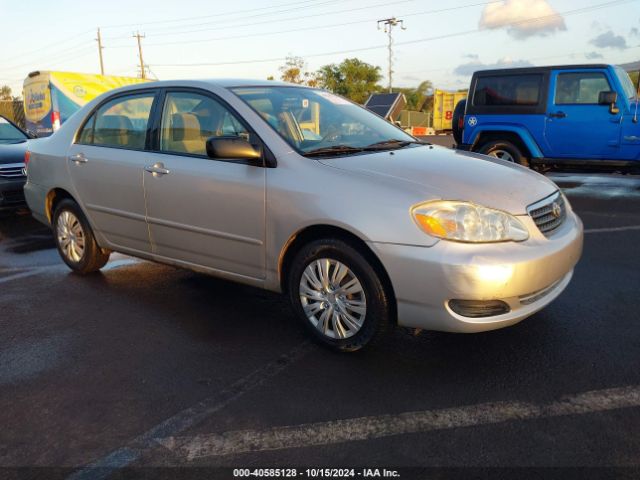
[
  {"x1": 287, "y1": 238, "x2": 393, "y2": 352},
  {"x1": 53, "y1": 199, "x2": 110, "y2": 274},
  {"x1": 479, "y1": 139, "x2": 529, "y2": 167}
]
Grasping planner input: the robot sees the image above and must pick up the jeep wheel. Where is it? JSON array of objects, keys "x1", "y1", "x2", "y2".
[
  {"x1": 479, "y1": 140, "x2": 529, "y2": 167},
  {"x1": 451, "y1": 99, "x2": 466, "y2": 146}
]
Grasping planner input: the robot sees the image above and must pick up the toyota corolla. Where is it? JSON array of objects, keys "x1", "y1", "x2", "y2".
[{"x1": 24, "y1": 80, "x2": 583, "y2": 351}]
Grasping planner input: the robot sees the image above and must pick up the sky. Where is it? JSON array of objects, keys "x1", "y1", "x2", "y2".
[{"x1": 0, "y1": 0, "x2": 639, "y2": 96}]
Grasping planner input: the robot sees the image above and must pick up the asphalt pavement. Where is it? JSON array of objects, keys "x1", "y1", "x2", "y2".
[{"x1": 1, "y1": 160, "x2": 639, "y2": 479}]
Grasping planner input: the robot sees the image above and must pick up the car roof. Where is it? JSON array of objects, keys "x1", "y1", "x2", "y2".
[{"x1": 473, "y1": 64, "x2": 611, "y2": 77}]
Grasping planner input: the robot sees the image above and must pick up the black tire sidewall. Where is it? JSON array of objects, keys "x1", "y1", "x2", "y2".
[
  {"x1": 287, "y1": 239, "x2": 391, "y2": 352},
  {"x1": 451, "y1": 99, "x2": 466, "y2": 145},
  {"x1": 480, "y1": 140, "x2": 526, "y2": 166},
  {"x1": 52, "y1": 199, "x2": 102, "y2": 274}
]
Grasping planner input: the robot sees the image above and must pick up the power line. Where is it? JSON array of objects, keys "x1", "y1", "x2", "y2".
[
  {"x1": 152, "y1": 0, "x2": 637, "y2": 68},
  {"x1": 105, "y1": 0, "x2": 419, "y2": 41},
  {"x1": 100, "y1": 0, "x2": 336, "y2": 29},
  {"x1": 107, "y1": 0, "x2": 504, "y2": 49}
]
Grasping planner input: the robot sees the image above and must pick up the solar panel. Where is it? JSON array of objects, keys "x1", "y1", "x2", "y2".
[{"x1": 364, "y1": 93, "x2": 407, "y2": 121}]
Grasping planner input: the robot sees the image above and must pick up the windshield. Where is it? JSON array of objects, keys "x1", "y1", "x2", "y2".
[
  {"x1": 0, "y1": 117, "x2": 28, "y2": 144},
  {"x1": 614, "y1": 66, "x2": 637, "y2": 100},
  {"x1": 231, "y1": 86, "x2": 416, "y2": 156}
]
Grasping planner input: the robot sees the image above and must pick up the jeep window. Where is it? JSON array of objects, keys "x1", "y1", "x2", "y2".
[
  {"x1": 555, "y1": 72, "x2": 611, "y2": 105},
  {"x1": 614, "y1": 66, "x2": 636, "y2": 100},
  {"x1": 473, "y1": 74, "x2": 542, "y2": 106}
]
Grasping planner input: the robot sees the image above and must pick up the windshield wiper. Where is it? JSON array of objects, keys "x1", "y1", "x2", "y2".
[
  {"x1": 363, "y1": 139, "x2": 424, "y2": 151},
  {"x1": 303, "y1": 145, "x2": 365, "y2": 157}
]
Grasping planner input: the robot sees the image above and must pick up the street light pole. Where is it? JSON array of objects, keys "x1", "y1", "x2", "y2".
[{"x1": 377, "y1": 17, "x2": 406, "y2": 93}]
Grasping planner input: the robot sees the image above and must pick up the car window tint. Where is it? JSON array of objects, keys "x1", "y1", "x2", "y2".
[
  {"x1": 0, "y1": 117, "x2": 28, "y2": 144},
  {"x1": 77, "y1": 114, "x2": 95, "y2": 144},
  {"x1": 473, "y1": 75, "x2": 542, "y2": 106},
  {"x1": 555, "y1": 72, "x2": 611, "y2": 105},
  {"x1": 160, "y1": 92, "x2": 249, "y2": 156},
  {"x1": 89, "y1": 93, "x2": 154, "y2": 149}
]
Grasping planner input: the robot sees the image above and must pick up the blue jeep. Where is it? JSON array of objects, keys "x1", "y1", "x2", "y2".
[{"x1": 454, "y1": 64, "x2": 639, "y2": 171}]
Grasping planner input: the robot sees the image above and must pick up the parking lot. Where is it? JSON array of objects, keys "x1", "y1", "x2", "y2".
[{"x1": 1, "y1": 166, "x2": 640, "y2": 479}]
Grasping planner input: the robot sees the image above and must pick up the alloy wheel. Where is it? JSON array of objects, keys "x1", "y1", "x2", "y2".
[
  {"x1": 299, "y1": 258, "x2": 367, "y2": 339},
  {"x1": 56, "y1": 210, "x2": 85, "y2": 263}
]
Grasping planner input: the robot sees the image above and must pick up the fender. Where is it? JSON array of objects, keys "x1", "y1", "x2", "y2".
[{"x1": 469, "y1": 125, "x2": 544, "y2": 159}]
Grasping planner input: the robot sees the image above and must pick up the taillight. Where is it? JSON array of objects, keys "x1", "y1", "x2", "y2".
[
  {"x1": 51, "y1": 110, "x2": 61, "y2": 131},
  {"x1": 24, "y1": 150, "x2": 31, "y2": 166},
  {"x1": 458, "y1": 117, "x2": 464, "y2": 130}
]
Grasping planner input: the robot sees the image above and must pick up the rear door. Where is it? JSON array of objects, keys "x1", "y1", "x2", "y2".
[
  {"x1": 544, "y1": 69, "x2": 622, "y2": 158},
  {"x1": 66, "y1": 90, "x2": 158, "y2": 254},
  {"x1": 143, "y1": 89, "x2": 266, "y2": 279}
]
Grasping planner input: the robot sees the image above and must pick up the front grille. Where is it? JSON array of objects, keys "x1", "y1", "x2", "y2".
[
  {"x1": 528, "y1": 191, "x2": 566, "y2": 236},
  {"x1": 0, "y1": 162, "x2": 26, "y2": 179}
]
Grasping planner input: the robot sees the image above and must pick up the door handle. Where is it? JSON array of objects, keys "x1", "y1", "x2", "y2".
[
  {"x1": 548, "y1": 111, "x2": 567, "y2": 119},
  {"x1": 144, "y1": 163, "x2": 170, "y2": 176},
  {"x1": 68, "y1": 153, "x2": 88, "y2": 164}
]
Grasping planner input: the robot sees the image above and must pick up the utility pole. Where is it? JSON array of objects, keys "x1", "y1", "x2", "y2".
[
  {"x1": 133, "y1": 31, "x2": 146, "y2": 79},
  {"x1": 377, "y1": 17, "x2": 405, "y2": 93},
  {"x1": 96, "y1": 28, "x2": 105, "y2": 75}
]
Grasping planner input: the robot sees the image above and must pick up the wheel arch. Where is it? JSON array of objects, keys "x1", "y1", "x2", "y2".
[
  {"x1": 45, "y1": 188, "x2": 77, "y2": 223},
  {"x1": 470, "y1": 127, "x2": 543, "y2": 159},
  {"x1": 278, "y1": 224, "x2": 398, "y2": 323}
]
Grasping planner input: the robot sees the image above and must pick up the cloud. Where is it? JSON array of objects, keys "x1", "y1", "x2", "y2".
[
  {"x1": 630, "y1": 27, "x2": 639, "y2": 37},
  {"x1": 590, "y1": 30, "x2": 628, "y2": 49},
  {"x1": 453, "y1": 57, "x2": 534, "y2": 77},
  {"x1": 585, "y1": 51, "x2": 604, "y2": 60},
  {"x1": 479, "y1": 0, "x2": 566, "y2": 39},
  {"x1": 463, "y1": 53, "x2": 480, "y2": 60}
]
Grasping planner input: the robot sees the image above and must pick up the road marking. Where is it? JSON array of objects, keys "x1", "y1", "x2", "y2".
[
  {"x1": 160, "y1": 385, "x2": 640, "y2": 460},
  {"x1": 584, "y1": 225, "x2": 640, "y2": 234},
  {"x1": 0, "y1": 258, "x2": 141, "y2": 284},
  {"x1": 0, "y1": 267, "x2": 53, "y2": 284},
  {"x1": 67, "y1": 342, "x2": 311, "y2": 480}
]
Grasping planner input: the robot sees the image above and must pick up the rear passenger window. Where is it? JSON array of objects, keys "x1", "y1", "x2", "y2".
[
  {"x1": 160, "y1": 91, "x2": 249, "y2": 156},
  {"x1": 77, "y1": 93, "x2": 154, "y2": 149},
  {"x1": 555, "y1": 72, "x2": 611, "y2": 105},
  {"x1": 473, "y1": 74, "x2": 542, "y2": 106}
]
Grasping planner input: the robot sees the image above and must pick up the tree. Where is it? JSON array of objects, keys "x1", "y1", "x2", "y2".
[
  {"x1": 0, "y1": 85, "x2": 12, "y2": 101},
  {"x1": 316, "y1": 58, "x2": 382, "y2": 104},
  {"x1": 278, "y1": 56, "x2": 317, "y2": 86},
  {"x1": 394, "y1": 80, "x2": 433, "y2": 111}
]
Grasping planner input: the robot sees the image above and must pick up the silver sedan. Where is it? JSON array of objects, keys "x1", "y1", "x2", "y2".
[{"x1": 24, "y1": 80, "x2": 583, "y2": 351}]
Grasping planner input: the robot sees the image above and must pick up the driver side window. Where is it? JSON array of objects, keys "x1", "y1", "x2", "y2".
[{"x1": 160, "y1": 91, "x2": 249, "y2": 156}]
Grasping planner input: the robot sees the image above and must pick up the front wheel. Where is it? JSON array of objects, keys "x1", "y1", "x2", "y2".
[
  {"x1": 479, "y1": 140, "x2": 529, "y2": 167},
  {"x1": 287, "y1": 239, "x2": 393, "y2": 352},
  {"x1": 53, "y1": 199, "x2": 110, "y2": 274}
]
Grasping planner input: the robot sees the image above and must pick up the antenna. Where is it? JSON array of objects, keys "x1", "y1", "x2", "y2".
[{"x1": 377, "y1": 17, "x2": 406, "y2": 93}]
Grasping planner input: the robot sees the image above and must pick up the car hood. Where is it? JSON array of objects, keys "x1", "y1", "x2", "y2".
[
  {"x1": 318, "y1": 145, "x2": 558, "y2": 215},
  {"x1": 0, "y1": 141, "x2": 28, "y2": 165}
]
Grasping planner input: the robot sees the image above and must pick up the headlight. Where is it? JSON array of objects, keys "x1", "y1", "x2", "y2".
[{"x1": 412, "y1": 200, "x2": 529, "y2": 243}]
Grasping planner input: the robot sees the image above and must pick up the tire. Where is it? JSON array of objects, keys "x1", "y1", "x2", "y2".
[
  {"x1": 451, "y1": 99, "x2": 466, "y2": 146},
  {"x1": 287, "y1": 238, "x2": 393, "y2": 352},
  {"x1": 52, "y1": 199, "x2": 110, "y2": 274},
  {"x1": 479, "y1": 139, "x2": 529, "y2": 167}
]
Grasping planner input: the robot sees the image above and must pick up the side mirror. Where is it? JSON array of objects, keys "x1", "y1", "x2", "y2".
[
  {"x1": 598, "y1": 91, "x2": 619, "y2": 114},
  {"x1": 205, "y1": 136, "x2": 263, "y2": 165}
]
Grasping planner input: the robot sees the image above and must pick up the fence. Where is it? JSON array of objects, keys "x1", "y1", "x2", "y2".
[{"x1": 0, "y1": 100, "x2": 26, "y2": 129}]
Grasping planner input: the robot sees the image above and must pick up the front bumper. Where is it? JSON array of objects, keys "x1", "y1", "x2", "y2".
[
  {"x1": 369, "y1": 211, "x2": 583, "y2": 333},
  {"x1": 0, "y1": 178, "x2": 27, "y2": 210}
]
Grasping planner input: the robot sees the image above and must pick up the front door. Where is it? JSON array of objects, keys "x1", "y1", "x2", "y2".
[
  {"x1": 544, "y1": 70, "x2": 622, "y2": 158},
  {"x1": 143, "y1": 90, "x2": 266, "y2": 279},
  {"x1": 67, "y1": 91, "x2": 157, "y2": 254}
]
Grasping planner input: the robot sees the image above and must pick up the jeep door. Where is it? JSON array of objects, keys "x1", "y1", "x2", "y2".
[
  {"x1": 143, "y1": 89, "x2": 266, "y2": 280},
  {"x1": 544, "y1": 69, "x2": 622, "y2": 158}
]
